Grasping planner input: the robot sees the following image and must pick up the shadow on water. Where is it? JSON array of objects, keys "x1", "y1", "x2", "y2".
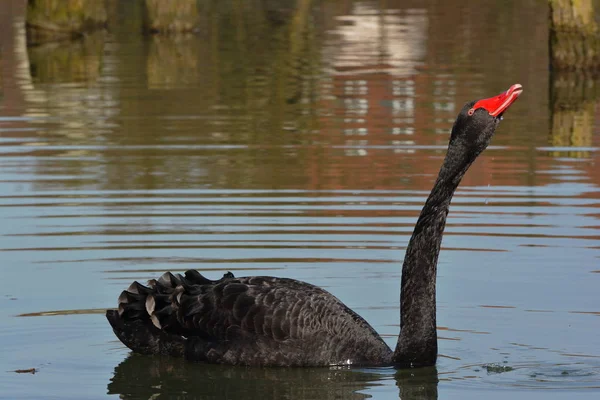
[{"x1": 107, "y1": 354, "x2": 439, "y2": 400}]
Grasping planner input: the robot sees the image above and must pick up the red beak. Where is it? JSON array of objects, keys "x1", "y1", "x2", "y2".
[{"x1": 471, "y1": 84, "x2": 523, "y2": 117}]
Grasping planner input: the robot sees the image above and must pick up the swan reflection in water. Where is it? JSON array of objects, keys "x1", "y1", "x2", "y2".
[{"x1": 107, "y1": 354, "x2": 439, "y2": 400}]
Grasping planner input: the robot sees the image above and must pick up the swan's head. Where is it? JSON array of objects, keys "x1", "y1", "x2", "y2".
[{"x1": 449, "y1": 84, "x2": 523, "y2": 157}]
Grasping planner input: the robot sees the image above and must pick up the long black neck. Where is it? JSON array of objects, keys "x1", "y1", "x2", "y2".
[{"x1": 392, "y1": 143, "x2": 474, "y2": 367}]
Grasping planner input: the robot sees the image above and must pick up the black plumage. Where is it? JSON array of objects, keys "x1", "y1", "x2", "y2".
[
  {"x1": 108, "y1": 271, "x2": 392, "y2": 366},
  {"x1": 107, "y1": 84, "x2": 523, "y2": 368}
]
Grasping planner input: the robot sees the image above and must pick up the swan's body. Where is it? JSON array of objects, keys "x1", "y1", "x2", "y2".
[
  {"x1": 107, "y1": 84, "x2": 523, "y2": 368},
  {"x1": 107, "y1": 273, "x2": 392, "y2": 366}
]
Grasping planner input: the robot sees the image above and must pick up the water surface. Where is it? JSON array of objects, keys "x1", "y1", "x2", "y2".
[{"x1": 1, "y1": 1, "x2": 599, "y2": 399}]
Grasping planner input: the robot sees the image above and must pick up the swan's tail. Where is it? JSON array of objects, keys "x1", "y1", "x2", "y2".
[
  {"x1": 106, "y1": 270, "x2": 234, "y2": 356},
  {"x1": 106, "y1": 309, "x2": 186, "y2": 356}
]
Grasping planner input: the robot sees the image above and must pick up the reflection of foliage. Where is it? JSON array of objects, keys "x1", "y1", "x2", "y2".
[
  {"x1": 201, "y1": 0, "x2": 320, "y2": 131},
  {"x1": 26, "y1": 0, "x2": 107, "y2": 44},
  {"x1": 549, "y1": 0, "x2": 600, "y2": 156},
  {"x1": 94, "y1": 0, "x2": 324, "y2": 191},
  {"x1": 549, "y1": 0, "x2": 600, "y2": 70},
  {"x1": 145, "y1": 0, "x2": 320, "y2": 124},
  {"x1": 550, "y1": 103, "x2": 593, "y2": 157},
  {"x1": 144, "y1": 0, "x2": 200, "y2": 33},
  {"x1": 549, "y1": 72, "x2": 597, "y2": 158},
  {"x1": 28, "y1": 33, "x2": 104, "y2": 83},
  {"x1": 147, "y1": 35, "x2": 200, "y2": 88}
]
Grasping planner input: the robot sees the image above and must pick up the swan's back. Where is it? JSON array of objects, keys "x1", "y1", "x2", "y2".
[{"x1": 106, "y1": 270, "x2": 392, "y2": 367}]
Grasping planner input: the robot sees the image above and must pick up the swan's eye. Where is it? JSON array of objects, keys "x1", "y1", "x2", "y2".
[{"x1": 467, "y1": 108, "x2": 475, "y2": 116}]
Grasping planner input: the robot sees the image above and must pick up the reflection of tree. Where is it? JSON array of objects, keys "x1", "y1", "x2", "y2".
[
  {"x1": 108, "y1": 353, "x2": 440, "y2": 400},
  {"x1": 101, "y1": 0, "x2": 323, "y2": 191},
  {"x1": 13, "y1": 1, "x2": 561, "y2": 193},
  {"x1": 548, "y1": 1, "x2": 599, "y2": 159},
  {"x1": 199, "y1": 0, "x2": 319, "y2": 128},
  {"x1": 144, "y1": 0, "x2": 200, "y2": 33},
  {"x1": 28, "y1": 33, "x2": 104, "y2": 83},
  {"x1": 22, "y1": 30, "x2": 116, "y2": 192},
  {"x1": 26, "y1": 0, "x2": 107, "y2": 44},
  {"x1": 549, "y1": 72, "x2": 596, "y2": 158},
  {"x1": 147, "y1": 35, "x2": 201, "y2": 88},
  {"x1": 0, "y1": 0, "x2": 27, "y2": 116},
  {"x1": 17, "y1": 0, "x2": 324, "y2": 191},
  {"x1": 549, "y1": 0, "x2": 600, "y2": 71}
]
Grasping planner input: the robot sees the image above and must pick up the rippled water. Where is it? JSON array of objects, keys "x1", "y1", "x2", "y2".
[{"x1": 1, "y1": 0, "x2": 600, "y2": 399}]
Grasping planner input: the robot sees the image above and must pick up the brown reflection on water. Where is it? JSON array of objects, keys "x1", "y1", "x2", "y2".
[
  {"x1": 549, "y1": 72, "x2": 600, "y2": 158},
  {"x1": 1, "y1": 0, "x2": 563, "y2": 193},
  {"x1": 1, "y1": 0, "x2": 594, "y2": 199},
  {"x1": 28, "y1": 33, "x2": 105, "y2": 84}
]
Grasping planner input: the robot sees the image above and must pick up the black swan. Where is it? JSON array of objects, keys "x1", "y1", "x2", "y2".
[{"x1": 106, "y1": 83, "x2": 523, "y2": 368}]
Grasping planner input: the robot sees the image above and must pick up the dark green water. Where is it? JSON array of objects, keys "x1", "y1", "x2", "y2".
[{"x1": 1, "y1": 0, "x2": 599, "y2": 399}]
